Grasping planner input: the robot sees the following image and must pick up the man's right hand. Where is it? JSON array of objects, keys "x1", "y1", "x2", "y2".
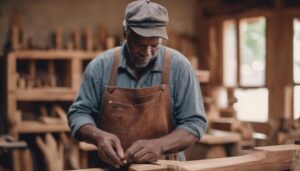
[
  {"x1": 76, "y1": 124, "x2": 126, "y2": 168},
  {"x1": 96, "y1": 131, "x2": 126, "y2": 167}
]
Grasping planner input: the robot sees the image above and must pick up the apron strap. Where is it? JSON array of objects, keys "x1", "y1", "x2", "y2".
[
  {"x1": 162, "y1": 47, "x2": 172, "y2": 85},
  {"x1": 108, "y1": 47, "x2": 121, "y2": 86}
]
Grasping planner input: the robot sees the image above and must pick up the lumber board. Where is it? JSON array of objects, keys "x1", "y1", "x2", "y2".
[
  {"x1": 16, "y1": 121, "x2": 69, "y2": 133},
  {"x1": 16, "y1": 88, "x2": 76, "y2": 101},
  {"x1": 129, "y1": 144, "x2": 300, "y2": 171},
  {"x1": 10, "y1": 50, "x2": 101, "y2": 60}
]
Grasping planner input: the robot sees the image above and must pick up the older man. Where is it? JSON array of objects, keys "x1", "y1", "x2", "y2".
[{"x1": 68, "y1": 0, "x2": 207, "y2": 168}]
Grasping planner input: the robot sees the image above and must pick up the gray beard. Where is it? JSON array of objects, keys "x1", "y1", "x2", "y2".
[{"x1": 134, "y1": 56, "x2": 154, "y2": 68}]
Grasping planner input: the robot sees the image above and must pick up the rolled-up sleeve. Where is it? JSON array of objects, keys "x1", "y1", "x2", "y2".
[
  {"x1": 68, "y1": 62, "x2": 102, "y2": 139},
  {"x1": 171, "y1": 53, "x2": 207, "y2": 139}
]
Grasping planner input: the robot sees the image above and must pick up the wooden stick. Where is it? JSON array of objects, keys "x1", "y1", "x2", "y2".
[{"x1": 36, "y1": 133, "x2": 64, "y2": 171}]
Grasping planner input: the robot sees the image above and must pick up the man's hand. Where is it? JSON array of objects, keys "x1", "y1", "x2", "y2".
[
  {"x1": 75, "y1": 124, "x2": 126, "y2": 168},
  {"x1": 125, "y1": 139, "x2": 163, "y2": 164},
  {"x1": 96, "y1": 131, "x2": 126, "y2": 168}
]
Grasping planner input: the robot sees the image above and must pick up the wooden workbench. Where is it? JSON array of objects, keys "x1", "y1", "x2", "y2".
[{"x1": 70, "y1": 144, "x2": 300, "y2": 171}]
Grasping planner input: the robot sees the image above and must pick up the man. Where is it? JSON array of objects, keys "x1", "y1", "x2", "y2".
[{"x1": 68, "y1": 0, "x2": 207, "y2": 168}]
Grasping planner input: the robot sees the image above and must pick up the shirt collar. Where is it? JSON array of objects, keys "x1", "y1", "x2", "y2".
[{"x1": 118, "y1": 41, "x2": 164, "y2": 72}]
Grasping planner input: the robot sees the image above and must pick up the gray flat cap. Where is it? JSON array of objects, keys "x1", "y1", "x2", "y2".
[{"x1": 124, "y1": 0, "x2": 169, "y2": 40}]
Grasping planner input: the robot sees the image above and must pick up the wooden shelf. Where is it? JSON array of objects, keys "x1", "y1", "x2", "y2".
[
  {"x1": 9, "y1": 50, "x2": 101, "y2": 60},
  {"x1": 16, "y1": 88, "x2": 76, "y2": 101},
  {"x1": 16, "y1": 121, "x2": 69, "y2": 133}
]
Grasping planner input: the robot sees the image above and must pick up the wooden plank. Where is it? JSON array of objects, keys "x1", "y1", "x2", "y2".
[
  {"x1": 11, "y1": 50, "x2": 100, "y2": 60},
  {"x1": 129, "y1": 144, "x2": 300, "y2": 171},
  {"x1": 0, "y1": 140, "x2": 27, "y2": 150},
  {"x1": 16, "y1": 88, "x2": 76, "y2": 101},
  {"x1": 16, "y1": 121, "x2": 69, "y2": 133}
]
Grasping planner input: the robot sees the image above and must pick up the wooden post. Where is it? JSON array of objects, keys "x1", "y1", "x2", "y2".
[
  {"x1": 73, "y1": 29, "x2": 81, "y2": 50},
  {"x1": 11, "y1": 25, "x2": 21, "y2": 51},
  {"x1": 85, "y1": 27, "x2": 94, "y2": 52},
  {"x1": 36, "y1": 133, "x2": 64, "y2": 171},
  {"x1": 97, "y1": 25, "x2": 108, "y2": 50}
]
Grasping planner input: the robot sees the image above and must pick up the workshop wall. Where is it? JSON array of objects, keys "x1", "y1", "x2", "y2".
[{"x1": 0, "y1": 0, "x2": 198, "y2": 54}]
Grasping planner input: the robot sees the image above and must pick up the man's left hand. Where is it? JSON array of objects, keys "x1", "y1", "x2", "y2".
[{"x1": 125, "y1": 139, "x2": 163, "y2": 163}]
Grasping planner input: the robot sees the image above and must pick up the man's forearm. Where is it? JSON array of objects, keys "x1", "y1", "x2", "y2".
[
  {"x1": 158, "y1": 128, "x2": 199, "y2": 154},
  {"x1": 75, "y1": 124, "x2": 104, "y2": 145}
]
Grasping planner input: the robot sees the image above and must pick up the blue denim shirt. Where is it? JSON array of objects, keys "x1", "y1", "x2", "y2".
[{"x1": 68, "y1": 42, "x2": 207, "y2": 140}]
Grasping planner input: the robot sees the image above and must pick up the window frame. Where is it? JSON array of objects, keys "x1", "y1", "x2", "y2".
[{"x1": 220, "y1": 11, "x2": 271, "y2": 122}]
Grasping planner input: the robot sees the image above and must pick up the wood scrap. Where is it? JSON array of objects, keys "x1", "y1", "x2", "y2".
[
  {"x1": 0, "y1": 135, "x2": 27, "y2": 151},
  {"x1": 36, "y1": 133, "x2": 64, "y2": 171}
]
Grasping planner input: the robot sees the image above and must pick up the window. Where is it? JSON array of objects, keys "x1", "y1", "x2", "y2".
[
  {"x1": 239, "y1": 17, "x2": 266, "y2": 87},
  {"x1": 223, "y1": 16, "x2": 268, "y2": 122},
  {"x1": 223, "y1": 20, "x2": 237, "y2": 87},
  {"x1": 234, "y1": 88, "x2": 268, "y2": 122},
  {"x1": 293, "y1": 18, "x2": 300, "y2": 119}
]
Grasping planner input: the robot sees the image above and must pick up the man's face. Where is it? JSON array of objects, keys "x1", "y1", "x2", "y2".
[{"x1": 126, "y1": 30, "x2": 162, "y2": 69}]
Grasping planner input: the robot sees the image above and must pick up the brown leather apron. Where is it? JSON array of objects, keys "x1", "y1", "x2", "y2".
[{"x1": 97, "y1": 47, "x2": 174, "y2": 155}]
